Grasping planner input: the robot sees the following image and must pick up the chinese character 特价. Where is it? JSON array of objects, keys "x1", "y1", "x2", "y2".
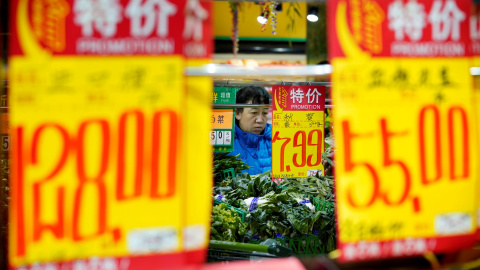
[
  {"x1": 388, "y1": 0, "x2": 427, "y2": 41},
  {"x1": 126, "y1": 0, "x2": 177, "y2": 37},
  {"x1": 306, "y1": 88, "x2": 322, "y2": 104},
  {"x1": 74, "y1": 0, "x2": 122, "y2": 37},
  {"x1": 183, "y1": 0, "x2": 208, "y2": 41},
  {"x1": 290, "y1": 88, "x2": 304, "y2": 104},
  {"x1": 429, "y1": 0, "x2": 466, "y2": 41}
]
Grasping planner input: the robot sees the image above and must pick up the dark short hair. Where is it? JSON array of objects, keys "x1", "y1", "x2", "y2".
[
  {"x1": 236, "y1": 86, "x2": 271, "y2": 106},
  {"x1": 235, "y1": 86, "x2": 271, "y2": 125}
]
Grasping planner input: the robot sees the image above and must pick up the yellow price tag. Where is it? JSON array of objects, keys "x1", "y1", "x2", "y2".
[
  {"x1": 329, "y1": 0, "x2": 477, "y2": 261},
  {"x1": 9, "y1": 56, "x2": 186, "y2": 267},
  {"x1": 333, "y1": 57, "x2": 477, "y2": 261},
  {"x1": 272, "y1": 85, "x2": 326, "y2": 179}
]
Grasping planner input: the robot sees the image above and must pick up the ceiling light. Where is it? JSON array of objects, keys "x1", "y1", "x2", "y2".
[
  {"x1": 307, "y1": 7, "x2": 319, "y2": 22},
  {"x1": 257, "y1": 13, "x2": 268, "y2": 24}
]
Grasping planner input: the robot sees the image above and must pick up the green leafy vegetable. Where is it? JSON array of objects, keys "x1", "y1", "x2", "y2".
[
  {"x1": 210, "y1": 203, "x2": 247, "y2": 242},
  {"x1": 213, "y1": 153, "x2": 251, "y2": 183},
  {"x1": 211, "y1": 171, "x2": 337, "y2": 253}
]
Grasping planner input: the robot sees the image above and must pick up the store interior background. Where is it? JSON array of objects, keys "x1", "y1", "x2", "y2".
[
  {"x1": 3, "y1": 1, "x2": 480, "y2": 269},
  {"x1": 211, "y1": 2, "x2": 327, "y2": 73}
]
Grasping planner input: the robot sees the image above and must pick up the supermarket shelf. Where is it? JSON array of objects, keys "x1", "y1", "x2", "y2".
[
  {"x1": 187, "y1": 64, "x2": 333, "y2": 78},
  {"x1": 195, "y1": 65, "x2": 480, "y2": 78},
  {"x1": 214, "y1": 80, "x2": 331, "y2": 87},
  {"x1": 213, "y1": 104, "x2": 334, "y2": 108},
  {"x1": 214, "y1": 104, "x2": 271, "y2": 108},
  {"x1": 214, "y1": 0, "x2": 326, "y2": 3},
  {"x1": 190, "y1": 65, "x2": 480, "y2": 78}
]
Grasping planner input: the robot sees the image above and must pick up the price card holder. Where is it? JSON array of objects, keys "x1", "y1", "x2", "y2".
[
  {"x1": 329, "y1": 0, "x2": 477, "y2": 262},
  {"x1": 211, "y1": 109, "x2": 235, "y2": 152},
  {"x1": 271, "y1": 85, "x2": 326, "y2": 179}
]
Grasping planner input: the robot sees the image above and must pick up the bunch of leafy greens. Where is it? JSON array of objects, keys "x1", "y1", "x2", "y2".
[
  {"x1": 214, "y1": 172, "x2": 281, "y2": 209},
  {"x1": 280, "y1": 175, "x2": 335, "y2": 201},
  {"x1": 213, "y1": 153, "x2": 251, "y2": 183},
  {"x1": 213, "y1": 172, "x2": 336, "y2": 253},
  {"x1": 281, "y1": 175, "x2": 336, "y2": 252},
  {"x1": 247, "y1": 191, "x2": 322, "y2": 237},
  {"x1": 210, "y1": 203, "x2": 247, "y2": 242}
]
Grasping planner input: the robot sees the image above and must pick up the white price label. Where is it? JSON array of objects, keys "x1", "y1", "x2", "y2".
[
  {"x1": 435, "y1": 213, "x2": 472, "y2": 235},
  {"x1": 127, "y1": 228, "x2": 178, "y2": 254},
  {"x1": 209, "y1": 131, "x2": 215, "y2": 145},
  {"x1": 216, "y1": 131, "x2": 224, "y2": 145},
  {"x1": 224, "y1": 131, "x2": 231, "y2": 145}
]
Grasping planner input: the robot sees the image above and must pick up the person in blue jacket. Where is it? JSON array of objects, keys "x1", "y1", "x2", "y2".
[{"x1": 230, "y1": 86, "x2": 272, "y2": 175}]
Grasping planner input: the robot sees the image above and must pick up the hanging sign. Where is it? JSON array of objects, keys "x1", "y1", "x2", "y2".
[
  {"x1": 329, "y1": 0, "x2": 477, "y2": 262},
  {"x1": 8, "y1": 0, "x2": 192, "y2": 269},
  {"x1": 213, "y1": 87, "x2": 238, "y2": 105},
  {"x1": 271, "y1": 85, "x2": 326, "y2": 179}
]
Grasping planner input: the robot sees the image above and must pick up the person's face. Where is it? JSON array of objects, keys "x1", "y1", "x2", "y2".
[{"x1": 236, "y1": 103, "x2": 269, "y2": 135}]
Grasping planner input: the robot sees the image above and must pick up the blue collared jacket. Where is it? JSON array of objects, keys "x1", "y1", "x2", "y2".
[{"x1": 230, "y1": 123, "x2": 272, "y2": 175}]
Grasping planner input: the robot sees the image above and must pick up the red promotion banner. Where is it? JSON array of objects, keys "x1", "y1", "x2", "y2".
[
  {"x1": 328, "y1": 0, "x2": 471, "y2": 58},
  {"x1": 272, "y1": 85, "x2": 325, "y2": 112},
  {"x1": 7, "y1": 0, "x2": 214, "y2": 57}
]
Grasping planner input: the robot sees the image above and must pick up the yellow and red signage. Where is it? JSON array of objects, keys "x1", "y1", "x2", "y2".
[
  {"x1": 183, "y1": 0, "x2": 213, "y2": 264},
  {"x1": 329, "y1": 0, "x2": 477, "y2": 262},
  {"x1": 272, "y1": 85, "x2": 326, "y2": 179},
  {"x1": 8, "y1": 0, "x2": 212, "y2": 269},
  {"x1": 471, "y1": 3, "x2": 480, "y2": 240}
]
